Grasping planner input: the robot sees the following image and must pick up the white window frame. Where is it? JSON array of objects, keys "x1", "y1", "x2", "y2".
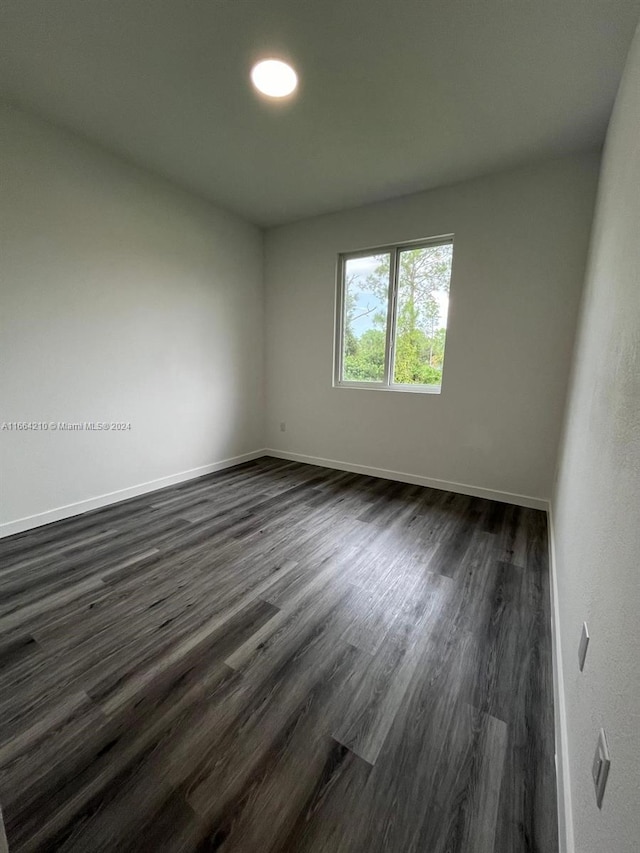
[{"x1": 333, "y1": 235, "x2": 454, "y2": 394}]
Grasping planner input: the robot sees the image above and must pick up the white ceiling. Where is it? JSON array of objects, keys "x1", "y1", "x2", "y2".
[{"x1": 1, "y1": 0, "x2": 638, "y2": 226}]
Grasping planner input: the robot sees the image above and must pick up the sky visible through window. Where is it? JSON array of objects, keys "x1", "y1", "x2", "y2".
[{"x1": 346, "y1": 255, "x2": 449, "y2": 335}]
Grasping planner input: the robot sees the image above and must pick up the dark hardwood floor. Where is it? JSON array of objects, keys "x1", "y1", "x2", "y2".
[{"x1": 0, "y1": 457, "x2": 557, "y2": 852}]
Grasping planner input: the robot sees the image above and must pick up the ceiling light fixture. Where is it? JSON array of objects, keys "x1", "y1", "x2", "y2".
[{"x1": 250, "y1": 59, "x2": 298, "y2": 98}]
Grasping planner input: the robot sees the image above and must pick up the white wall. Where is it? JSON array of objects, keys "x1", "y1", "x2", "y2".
[
  {"x1": 0, "y1": 105, "x2": 264, "y2": 533},
  {"x1": 552, "y1": 24, "x2": 640, "y2": 853},
  {"x1": 264, "y1": 155, "x2": 599, "y2": 503}
]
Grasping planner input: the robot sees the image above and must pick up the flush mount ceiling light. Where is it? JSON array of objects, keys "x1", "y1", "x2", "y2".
[{"x1": 250, "y1": 59, "x2": 298, "y2": 98}]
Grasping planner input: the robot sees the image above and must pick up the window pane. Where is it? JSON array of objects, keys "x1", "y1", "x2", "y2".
[
  {"x1": 342, "y1": 253, "x2": 390, "y2": 382},
  {"x1": 392, "y1": 243, "x2": 453, "y2": 387}
]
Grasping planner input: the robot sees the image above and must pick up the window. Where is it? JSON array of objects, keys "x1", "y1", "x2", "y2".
[{"x1": 334, "y1": 236, "x2": 454, "y2": 393}]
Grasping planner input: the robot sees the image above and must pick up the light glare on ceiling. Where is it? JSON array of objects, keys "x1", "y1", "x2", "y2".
[{"x1": 251, "y1": 59, "x2": 298, "y2": 98}]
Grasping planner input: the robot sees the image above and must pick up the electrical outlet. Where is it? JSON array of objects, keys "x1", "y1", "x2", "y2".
[
  {"x1": 592, "y1": 728, "x2": 611, "y2": 808},
  {"x1": 578, "y1": 622, "x2": 590, "y2": 671},
  {"x1": 279, "y1": 421, "x2": 286, "y2": 432}
]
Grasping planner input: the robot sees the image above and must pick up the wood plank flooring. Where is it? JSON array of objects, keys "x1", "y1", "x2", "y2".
[{"x1": 0, "y1": 457, "x2": 558, "y2": 852}]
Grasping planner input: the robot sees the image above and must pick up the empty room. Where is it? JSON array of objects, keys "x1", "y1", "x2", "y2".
[{"x1": 1, "y1": 2, "x2": 639, "y2": 852}]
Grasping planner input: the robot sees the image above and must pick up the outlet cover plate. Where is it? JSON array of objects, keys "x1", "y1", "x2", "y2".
[
  {"x1": 579, "y1": 621, "x2": 590, "y2": 671},
  {"x1": 592, "y1": 728, "x2": 611, "y2": 808}
]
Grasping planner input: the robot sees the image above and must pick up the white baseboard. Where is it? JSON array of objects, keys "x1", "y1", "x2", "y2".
[
  {"x1": 547, "y1": 504, "x2": 574, "y2": 853},
  {"x1": 2, "y1": 447, "x2": 548, "y2": 539},
  {"x1": 0, "y1": 450, "x2": 267, "y2": 539},
  {"x1": 264, "y1": 448, "x2": 548, "y2": 509}
]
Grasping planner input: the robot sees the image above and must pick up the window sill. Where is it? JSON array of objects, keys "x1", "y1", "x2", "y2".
[{"x1": 333, "y1": 382, "x2": 441, "y2": 395}]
